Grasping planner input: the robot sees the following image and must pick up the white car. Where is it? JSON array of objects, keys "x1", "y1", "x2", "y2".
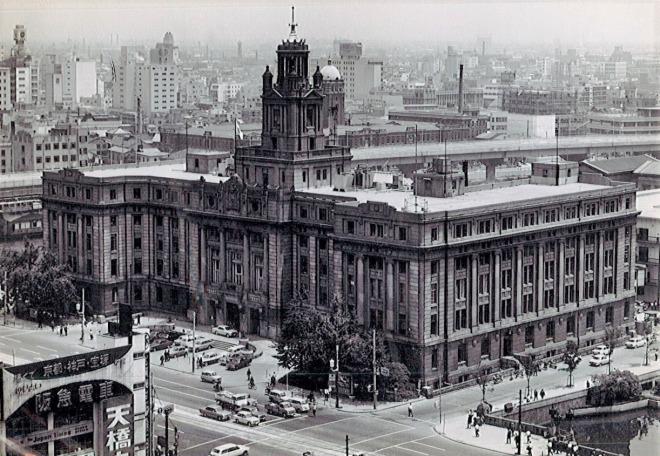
[
  {"x1": 288, "y1": 397, "x2": 310, "y2": 413},
  {"x1": 175, "y1": 334, "x2": 195, "y2": 346},
  {"x1": 200, "y1": 351, "x2": 223, "y2": 366},
  {"x1": 226, "y1": 345, "x2": 246, "y2": 354},
  {"x1": 589, "y1": 354, "x2": 609, "y2": 366},
  {"x1": 213, "y1": 325, "x2": 239, "y2": 338},
  {"x1": 591, "y1": 344, "x2": 610, "y2": 356},
  {"x1": 625, "y1": 335, "x2": 646, "y2": 349},
  {"x1": 234, "y1": 410, "x2": 260, "y2": 427},
  {"x1": 185, "y1": 337, "x2": 213, "y2": 352},
  {"x1": 168, "y1": 345, "x2": 188, "y2": 358},
  {"x1": 209, "y1": 443, "x2": 248, "y2": 456},
  {"x1": 201, "y1": 370, "x2": 222, "y2": 383}
]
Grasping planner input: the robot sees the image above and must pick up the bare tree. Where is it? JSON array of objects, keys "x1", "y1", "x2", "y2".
[
  {"x1": 605, "y1": 327, "x2": 622, "y2": 375},
  {"x1": 562, "y1": 340, "x2": 581, "y2": 387}
]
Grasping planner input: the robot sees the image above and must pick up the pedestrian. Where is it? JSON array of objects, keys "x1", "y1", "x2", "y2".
[
  {"x1": 506, "y1": 427, "x2": 512, "y2": 444},
  {"x1": 526, "y1": 444, "x2": 533, "y2": 456},
  {"x1": 515, "y1": 432, "x2": 520, "y2": 449},
  {"x1": 547, "y1": 439, "x2": 553, "y2": 455},
  {"x1": 655, "y1": 352, "x2": 658, "y2": 362},
  {"x1": 323, "y1": 389, "x2": 328, "y2": 404},
  {"x1": 540, "y1": 388, "x2": 546, "y2": 400},
  {"x1": 407, "y1": 402, "x2": 413, "y2": 418},
  {"x1": 247, "y1": 368, "x2": 252, "y2": 380},
  {"x1": 474, "y1": 423, "x2": 480, "y2": 437},
  {"x1": 534, "y1": 389, "x2": 538, "y2": 401},
  {"x1": 160, "y1": 355, "x2": 164, "y2": 366},
  {"x1": 526, "y1": 430, "x2": 532, "y2": 444},
  {"x1": 312, "y1": 402, "x2": 317, "y2": 417},
  {"x1": 64, "y1": 325, "x2": 68, "y2": 336},
  {"x1": 586, "y1": 379, "x2": 591, "y2": 389},
  {"x1": 467, "y1": 409, "x2": 473, "y2": 429},
  {"x1": 59, "y1": 325, "x2": 63, "y2": 336},
  {"x1": 271, "y1": 375, "x2": 276, "y2": 387}
]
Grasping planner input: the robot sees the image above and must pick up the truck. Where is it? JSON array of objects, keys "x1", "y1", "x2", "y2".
[{"x1": 215, "y1": 391, "x2": 256, "y2": 412}]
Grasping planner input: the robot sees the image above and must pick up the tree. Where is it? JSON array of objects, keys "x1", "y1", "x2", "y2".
[
  {"x1": 520, "y1": 357, "x2": 539, "y2": 397},
  {"x1": 605, "y1": 327, "x2": 622, "y2": 375},
  {"x1": 475, "y1": 369, "x2": 490, "y2": 403},
  {"x1": 642, "y1": 321, "x2": 654, "y2": 366},
  {"x1": 589, "y1": 370, "x2": 642, "y2": 406},
  {"x1": 0, "y1": 243, "x2": 78, "y2": 320},
  {"x1": 562, "y1": 340, "x2": 581, "y2": 387}
]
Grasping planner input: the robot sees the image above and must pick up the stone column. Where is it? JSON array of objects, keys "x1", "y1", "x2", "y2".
[
  {"x1": 558, "y1": 239, "x2": 565, "y2": 308},
  {"x1": 578, "y1": 234, "x2": 585, "y2": 304},
  {"x1": 471, "y1": 254, "x2": 478, "y2": 329},
  {"x1": 57, "y1": 212, "x2": 64, "y2": 260},
  {"x1": 515, "y1": 246, "x2": 523, "y2": 319},
  {"x1": 200, "y1": 225, "x2": 207, "y2": 284},
  {"x1": 537, "y1": 243, "x2": 544, "y2": 313},
  {"x1": 243, "y1": 231, "x2": 250, "y2": 291},
  {"x1": 597, "y1": 230, "x2": 605, "y2": 299},
  {"x1": 357, "y1": 255, "x2": 365, "y2": 325},
  {"x1": 494, "y1": 250, "x2": 501, "y2": 324},
  {"x1": 386, "y1": 260, "x2": 395, "y2": 332},
  {"x1": 309, "y1": 235, "x2": 317, "y2": 305},
  {"x1": 77, "y1": 215, "x2": 83, "y2": 276},
  {"x1": 219, "y1": 228, "x2": 226, "y2": 282}
]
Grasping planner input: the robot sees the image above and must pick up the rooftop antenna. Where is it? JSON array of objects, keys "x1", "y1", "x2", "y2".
[{"x1": 288, "y1": 5, "x2": 298, "y2": 39}]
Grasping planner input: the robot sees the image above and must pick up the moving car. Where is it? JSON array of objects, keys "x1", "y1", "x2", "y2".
[
  {"x1": 238, "y1": 405, "x2": 267, "y2": 422},
  {"x1": 168, "y1": 345, "x2": 188, "y2": 358},
  {"x1": 184, "y1": 337, "x2": 214, "y2": 352},
  {"x1": 226, "y1": 355, "x2": 251, "y2": 371},
  {"x1": 589, "y1": 354, "x2": 609, "y2": 366},
  {"x1": 287, "y1": 397, "x2": 310, "y2": 413},
  {"x1": 175, "y1": 334, "x2": 195, "y2": 346},
  {"x1": 200, "y1": 350, "x2": 223, "y2": 366},
  {"x1": 201, "y1": 370, "x2": 222, "y2": 384},
  {"x1": 265, "y1": 401, "x2": 296, "y2": 418},
  {"x1": 226, "y1": 345, "x2": 247, "y2": 355},
  {"x1": 591, "y1": 344, "x2": 610, "y2": 356},
  {"x1": 625, "y1": 335, "x2": 646, "y2": 348},
  {"x1": 268, "y1": 389, "x2": 290, "y2": 404},
  {"x1": 213, "y1": 325, "x2": 239, "y2": 338},
  {"x1": 150, "y1": 338, "x2": 173, "y2": 352},
  {"x1": 209, "y1": 443, "x2": 248, "y2": 456},
  {"x1": 234, "y1": 410, "x2": 260, "y2": 427},
  {"x1": 199, "y1": 405, "x2": 232, "y2": 421}
]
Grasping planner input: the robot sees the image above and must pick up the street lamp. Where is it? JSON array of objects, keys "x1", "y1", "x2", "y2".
[{"x1": 329, "y1": 344, "x2": 339, "y2": 409}]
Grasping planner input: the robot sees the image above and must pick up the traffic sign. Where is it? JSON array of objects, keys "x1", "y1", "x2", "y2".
[{"x1": 379, "y1": 366, "x2": 390, "y2": 377}]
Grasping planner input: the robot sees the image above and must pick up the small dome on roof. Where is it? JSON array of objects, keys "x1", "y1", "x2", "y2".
[{"x1": 320, "y1": 60, "x2": 341, "y2": 81}]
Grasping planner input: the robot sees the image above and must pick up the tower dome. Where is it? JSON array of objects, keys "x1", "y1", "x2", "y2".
[{"x1": 320, "y1": 60, "x2": 341, "y2": 81}]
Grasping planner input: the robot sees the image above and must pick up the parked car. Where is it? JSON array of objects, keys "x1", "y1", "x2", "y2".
[
  {"x1": 268, "y1": 389, "x2": 290, "y2": 404},
  {"x1": 184, "y1": 337, "x2": 213, "y2": 352},
  {"x1": 200, "y1": 351, "x2": 223, "y2": 366},
  {"x1": 234, "y1": 410, "x2": 260, "y2": 427},
  {"x1": 265, "y1": 401, "x2": 296, "y2": 418},
  {"x1": 169, "y1": 345, "x2": 188, "y2": 358},
  {"x1": 199, "y1": 405, "x2": 232, "y2": 421},
  {"x1": 287, "y1": 397, "x2": 310, "y2": 413},
  {"x1": 226, "y1": 345, "x2": 247, "y2": 354},
  {"x1": 213, "y1": 325, "x2": 239, "y2": 338},
  {"x1": 589, "y1": 354, "x2": 609, "y2": 366},
  {"x1": 591, "y1": 344, "x2": 610, "y2": 356},
  {"x1": 226, "y1": 355, "x2": 251, "y2": 371},
  {"x1": 201, "y1": 370, "x2": 222, "y2": 384},
  {"x1": 175, "y1": 334, "x2": 196, "y2": 346},
  {"x1": 625, "y1": 335, "x2": 646, "y2": 348},
  {"x1": 209, "y1": 443, "x2": 248, "y2": 456},
  {"x1": 239, "y1": 405, "x2": 267, "y2": 422},
  {"x1": 164, "y1": 330, "x2": 186, "y2": 342},
  {"x1": 150, "y1": 338, "x2": 173, "y2": 352}
]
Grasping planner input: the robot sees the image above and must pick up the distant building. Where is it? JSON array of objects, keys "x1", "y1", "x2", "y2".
[
  {"x1": 319, "y1": 60, "x2": 345, "y2": 131},
  {"x1": 636, "y1": 190, "x2": 660, "y2": 302},
  {"x1": 388, "y1": 110, "x2": 488, "y2": 142},
  {"x1": 0, "y1": 25, "x2": 35, "y2": 109},
  {"x1": 333, "y1": 41, "x2": 382, "y2": 101},
  {"x1": 579, "y1": 154, "x2": 657, "y2": 184},
  {"x1": 588, "y1": 107, "x2": 660, "y2": 135},
  {"x1": 503, "y1": 89, "x2": 577, "y2": 115}
]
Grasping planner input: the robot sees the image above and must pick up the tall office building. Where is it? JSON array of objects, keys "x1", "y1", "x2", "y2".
[
  {"x1": 333, "y1": 40, "x2": 382, "y2": 101},
  {"x1": 42, "y1": 23, "x2": 638, "y2": 387},
  {"x1": 0, "y1": 25, "x2": 35, "y2": 109}
]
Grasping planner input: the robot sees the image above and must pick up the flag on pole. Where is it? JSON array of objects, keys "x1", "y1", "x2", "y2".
[{"x1": 235, "y1": 118, "x2": 244, "y2": 140}]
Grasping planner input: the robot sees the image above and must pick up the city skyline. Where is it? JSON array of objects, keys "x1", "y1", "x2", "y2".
[{"x1": 0, "y1": 0, "x2": 657, "y2": 48}]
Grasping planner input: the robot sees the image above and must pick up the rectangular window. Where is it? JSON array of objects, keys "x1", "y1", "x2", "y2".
[
  {"x1": 133, "y1": 258, "x2": 142, "y2": 275},
  {"x1": 398, "y1": 227, "x2": 407, "y2": 241},
  {"x1": 605, "y1": 306, "x2": 613, "y2": 325},
  {"x1": 431, "y1": 349, "x2": 438, "y2": 369},
  {"x1": 430, "y1": 312, "x2": 438, "y2": 336},
  {"x1": 111, "y1": 259, "x2": 118, "y2": 276},
  {"x1": 398, "y1": 313, "x2": 407, "y2": 336},
  {"x1": 525, "y1": 325, "x2": 534, "y2": 345},
  {"x1": 546, "y1": 321, "x2": 556, "y2": 341},
  {"x1": 133, "y1": 188, "x2": 141, "y2": 199},
  {"x1": 133, "y1": 214, "x2": 142, "y2": 226},
  {"x1": 454, "y1": 308, "x2": 467, "y2": 330},
  {"x1": 586, "y1": 311, "x2": 595, "y2": 331},
  {"x1": 346, "y1": 220, "x2": 355, "y2": 234},
  {"x1": 481, "y1": 337, "x2": 490, "y2": 358},
  {"x1": 134, "y1": 237, "x2": 142, "y2": 250},
  {"x1": 431, "y1": 227, "x2": 438, "y2": 241},
  {"x1": 457, "y1": 343, "x2": 467, "y2": 364},
  {"x1": 110, "y1": 234, "x2": 117, "y2": 252}
]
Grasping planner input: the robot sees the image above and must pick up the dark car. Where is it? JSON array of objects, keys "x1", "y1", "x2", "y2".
[
  {"x1": 150, "y1": 338, "x2": 174, "y2": 352},
  {"x1": 265, "y1": 401, "x2": 295, "y2": 418},
  {"x1": 226, "y1": 355, "x2": 251, "y2": 371},
  {"x1": 164, "y1": 330, "x2": 186, "y2": 342}
]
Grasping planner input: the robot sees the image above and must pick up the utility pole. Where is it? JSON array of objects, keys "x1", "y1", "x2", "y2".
[
  {"x1": 3, "y1": 270, "x2": 7, "y2": 326},
  {"x1": 345, "y1": 435, "x2": 349, "y2": 456},
  {"x1": 192, "y1": 311, "x2": 196, "y2": 373},
  {"x1": 517, "y1": 389, "x2": 522, "y2": 455},
  {"x1": 372, "y1": 328, "x2": 377, "y2": 410},
  {"x1": 80, "y1": 288, "x2": 85, "y2": 342},
  {"x1": 335, "y1": 344, "x2": 340, "y2": 409}
]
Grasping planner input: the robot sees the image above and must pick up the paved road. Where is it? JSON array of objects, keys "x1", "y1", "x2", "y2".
[{"x1": 0, "y1": 321, "x2": 656, "y2": 456}]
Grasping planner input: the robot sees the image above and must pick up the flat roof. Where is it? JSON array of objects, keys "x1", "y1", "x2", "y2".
[
  {"x1": 637, "y1": 189, "x2": 660, "y2": 220},
  {"x1": 351, "y1": 135, "x2": 660, "y2": 161},
  {"x1": 83, "y1": 162, "x2": 229, "y2": 184},
  {"x1": 300, "y1": 182, "x2": 610, "y2": 214}
]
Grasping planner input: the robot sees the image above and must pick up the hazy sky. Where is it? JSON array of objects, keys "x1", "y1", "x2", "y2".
[{"x1": 0, "y1": 0, "x2": 657, "y2": 48}]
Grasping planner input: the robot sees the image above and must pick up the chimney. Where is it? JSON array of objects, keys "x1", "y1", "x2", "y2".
[{"x1": 458, "y1": 64, "x2": 464, "y2": 114}]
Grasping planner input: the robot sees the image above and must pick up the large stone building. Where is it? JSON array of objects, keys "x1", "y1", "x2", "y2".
[{"x1": 41, "y1": 27, "x2": 639, "y2": 386}]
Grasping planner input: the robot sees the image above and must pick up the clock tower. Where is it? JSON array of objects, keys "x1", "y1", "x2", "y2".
[{"x1": 235, "y1": 7, "x2": 351, "y2": 191}]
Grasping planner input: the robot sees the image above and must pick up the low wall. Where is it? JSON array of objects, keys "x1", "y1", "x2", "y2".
[
  {"x1": 573, "y1": 399, "x2": 649, "y2": 417},
  {"x1": 497, "y1": 389, "x2": 589, "y2": 424}
]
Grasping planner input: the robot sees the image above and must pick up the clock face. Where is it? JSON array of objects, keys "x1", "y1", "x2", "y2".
[{"x1": 20, "y1": 32, "x2": 25, "y2": 38}]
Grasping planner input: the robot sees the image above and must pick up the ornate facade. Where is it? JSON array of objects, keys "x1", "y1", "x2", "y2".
[{"x1": 41, "y1": 28, "x2": 639, "y2": 385}]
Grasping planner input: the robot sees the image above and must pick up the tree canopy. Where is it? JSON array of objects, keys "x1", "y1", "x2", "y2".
[
  {"x1": 0, "y1": 243, "x2": 78, "y2": 318},
  {"x1": 589, "y1": 370, "x2": 642, "y2": 406}
]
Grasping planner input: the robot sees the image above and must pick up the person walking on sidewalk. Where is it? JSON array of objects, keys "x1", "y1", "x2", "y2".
[
  {"x1": 160, "y1": 355, "x2": 164, "y2": 366},
  {"x1": 533, "y1": 389, "x2": 538, "y2": 401},
  {"x1": 506, "y1": 427, "x2": 512, "y2": 444},
  {"x1": 407, "y1": 403, "x2": 414, "y2": 418},
  {"x1": 474, "y1": 423, "x2": 480, "y2": 438},
  {"x1": 526, "y1": 430, "x2": 532, "y2": 444},
  {"x1": 312, "y1": 402, "x2": 317, "y2": 417},
  {"x1": 526, "y1": 444, "x2": 532, "y2": 456},
  {"x1": 467, "y1": 409, "x2": 473, "y2": 429},
  {"x1": 547, "y1": 438, "x2": 553, "y2": 455},
  {"x1": 247, "y1": 368, "x2": 252, "y2": 380},
  {"x1": 540, "y1": 388, "x2": 546, "y2": 400},
  {"x1": 64, "y1": 325, "x2": 68, "y2": 336}
]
